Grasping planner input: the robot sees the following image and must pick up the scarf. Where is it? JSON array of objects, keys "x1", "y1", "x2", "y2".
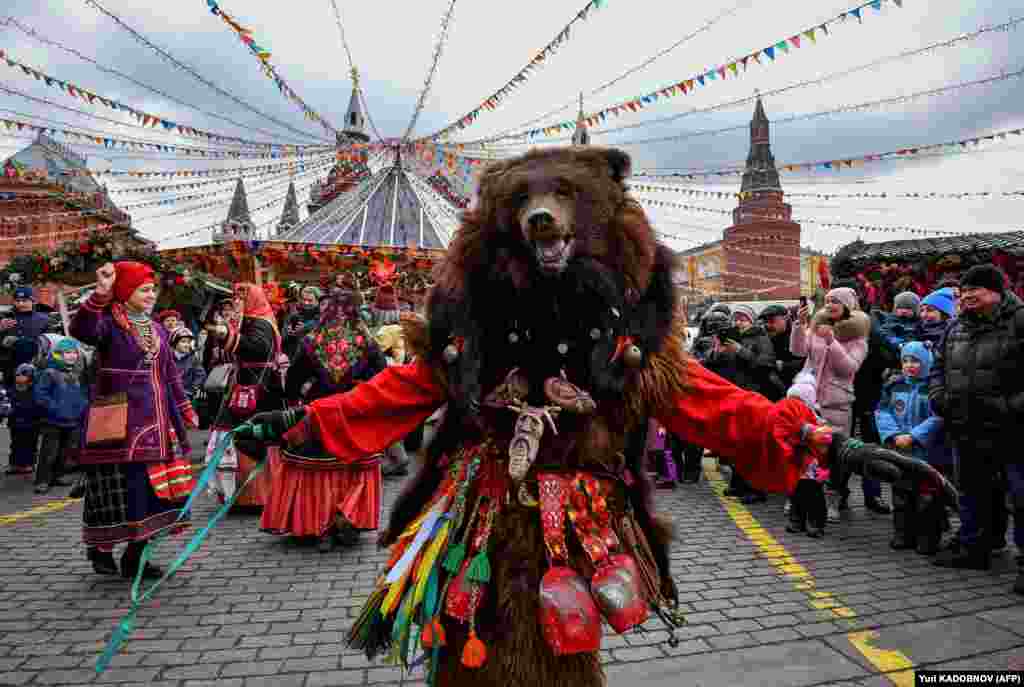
[
  {"x1": 228, "y1": 282, "x2": 283, "y2": 355},
  {"x1": 303, "y1": 311, "x2": 373, "y2": 387}
]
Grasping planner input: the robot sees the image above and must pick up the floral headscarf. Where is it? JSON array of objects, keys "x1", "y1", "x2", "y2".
[
  {"x1": 303, "y1": 289, "x2": 376, "y2": 386},
  {"x1": 228, "y1": 282, "x2": 282, "y2": 355}
]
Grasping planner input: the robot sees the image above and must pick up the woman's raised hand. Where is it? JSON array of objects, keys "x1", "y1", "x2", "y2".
[
  {"x1": 96, "y1": 262, "x2": 116, "y2": 295},
  {"x1": 798, "y1": 304, "x2": 811, "y2": 326}
]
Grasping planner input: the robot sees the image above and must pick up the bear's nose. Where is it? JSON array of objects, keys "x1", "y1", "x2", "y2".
[{"x1": 526, "y1": 208, "x2": 555, "y2": 228}]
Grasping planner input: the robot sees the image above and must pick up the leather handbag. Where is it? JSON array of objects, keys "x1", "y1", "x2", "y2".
[
  {"x1": 85, "y1": 392, "x2": 128, "y2": 447},
  {"x1": 203, "y1": 363, "x2": 235, "y2": 395}
]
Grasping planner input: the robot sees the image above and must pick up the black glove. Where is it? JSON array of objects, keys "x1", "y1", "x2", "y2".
[{"x1": 235, "y1": 406, "x2": 307, "y2": 442}]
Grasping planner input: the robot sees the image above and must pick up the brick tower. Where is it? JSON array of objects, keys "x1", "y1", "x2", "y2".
[{"x1": 722, "y1": 96, "x2": 801, "y2": 299}]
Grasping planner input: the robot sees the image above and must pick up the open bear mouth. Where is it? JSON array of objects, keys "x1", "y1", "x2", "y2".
[{"x1": 533, "y1": 238, "x2": 572, "y2": 272}]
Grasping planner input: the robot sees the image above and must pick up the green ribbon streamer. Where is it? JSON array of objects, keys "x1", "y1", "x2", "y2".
[{"x1": 96, "y1": 425, "x2": 262, "y2": 673}]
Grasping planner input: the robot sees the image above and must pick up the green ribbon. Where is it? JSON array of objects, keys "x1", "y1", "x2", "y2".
[{"x1": 96, "y1": 425, "x2": 263, "y2": 673}]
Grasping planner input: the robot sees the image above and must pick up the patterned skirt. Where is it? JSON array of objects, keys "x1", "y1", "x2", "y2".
[{"x1": 82, "y1": 463, "x2": 188, "y2": 548}]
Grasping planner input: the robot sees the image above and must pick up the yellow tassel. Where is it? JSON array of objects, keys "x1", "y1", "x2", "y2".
[
  {"x1": 461, "y1": 631, "x2": 487, "y2": 668},
  {"x1": 412, "y1": 522, "x2": 450, "y2": 607},
  {"x1": 380, "y1": 564, "x2": 413, "y2": 616},
  {"x1": 421, "y1": 617, "x2": 446, "y2": 649}
]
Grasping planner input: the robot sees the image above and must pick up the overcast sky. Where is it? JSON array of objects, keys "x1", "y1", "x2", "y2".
[{"x1": 2, "y1": 0, "x2": 1023, "y2": 254}]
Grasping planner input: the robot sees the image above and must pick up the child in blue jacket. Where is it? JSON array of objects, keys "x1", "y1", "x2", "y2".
[
  {"x1": 5, "y1": 363, "x2": 41, "y2": 475},
  {"x1": 875, "y1": 341, "x2": 952, "y2": 555},
  {"x1": 33, "y1": 338, "x2": 88, "y2": 494}
]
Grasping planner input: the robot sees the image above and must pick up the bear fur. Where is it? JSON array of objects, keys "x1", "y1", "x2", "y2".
[{"x1": 374, "y1": 147, "x2": 688, "y2": 687}]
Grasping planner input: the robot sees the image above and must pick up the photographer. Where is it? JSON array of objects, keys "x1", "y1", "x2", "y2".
[{"x1": 707, "y1": 305, "x2": 777, "y2": 504}]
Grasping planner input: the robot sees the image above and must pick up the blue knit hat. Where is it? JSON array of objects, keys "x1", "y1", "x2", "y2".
[
  {"x1": 13, "y1": 286, "x2": 33, "y2": 300},
  {"x1": 48, "y1": 337, "x2": 80, "y2": 371},
  {"x1": 921, "y1": 287, "x2": 956, "y2": 318},
  {"x1": 14, "y1": 363, "x2": 36, "y2": 380},
  {"x1": 900, "y1": 341, "x2": 932, "y2": 378}
]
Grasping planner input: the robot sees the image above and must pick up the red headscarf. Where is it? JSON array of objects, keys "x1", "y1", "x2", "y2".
[
  {"x1": 227, "y1": 282, "x2": 282, "y2": 355},
  {"x1": 113, "y1": 261, "x2": 156, "y2": 303}
]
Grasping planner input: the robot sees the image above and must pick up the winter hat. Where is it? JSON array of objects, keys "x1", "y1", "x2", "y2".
[
  {"x1": 900, "y1": 340, "x2": 933, "y2": 378},
  {"x1": 960, "y1": 264, "x2": 1007, "y2": 295},
  {"x1": 156, "y1": 309, "x2": 181, "y2": 324},
  {"x1": 921, "y1": 287, "x2": 956, "y2": 318},
  {"x1": 170, "y1": 328, "x2": 195, "y2": 348},
  {"x1": 893, "y1": 291, "x2": 921, "y2": 315},
  {"x1": 759, "y1": 304, "x2": 789, "y2": 321},
  {"x1": 300, "y1": 285, "x2": 322, "y2": 301},
  {"x1": 787, "y1": 370, "x2": 820, "y2": 414},
  {"x1": 709, "y1": 303, "x2": 732, "y2": 317},
  {"x1": 13, "y1": 286, "x2": 33, "y2": 300},
  {"x1": 732, "y1": 304, "x2": 757, "y2": 325},
  {"x1": 374, "y1": 284, "x2": 398, "y2": 311},
  {"x1": 14, "y1": 363, "x2": 36, "y2": 380},
  {"x1": 825, "y1": 287, "x2": 859, "y2": 312},
  {"x1": 48, "y1": 337, "x2": 80, "y2": 371},
  {"x1": 113, "y1": 261, "x2": 156, "y2": 303}
]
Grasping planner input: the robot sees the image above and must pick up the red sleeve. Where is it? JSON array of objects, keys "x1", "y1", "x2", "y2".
[
  {"x1": 284, "y1": 360, "x2": 446, "y2": 463},
  {"x1": 655, "y1": 357, "x2": 816, "y2": 495}
]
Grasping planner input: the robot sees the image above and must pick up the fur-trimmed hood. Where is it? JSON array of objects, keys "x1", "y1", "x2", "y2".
[{"x1": 811, "y1": 308, "x2": 870, "y2": 342}]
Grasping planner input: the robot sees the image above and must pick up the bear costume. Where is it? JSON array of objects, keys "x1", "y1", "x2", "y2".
[{"x1": 243, "y1": 147, "x2": 954, "y2": 687}]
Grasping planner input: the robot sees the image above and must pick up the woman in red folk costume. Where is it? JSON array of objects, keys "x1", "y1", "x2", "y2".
[
  {"x1": 71, "y1": 262, "x2": 198, "y2": 579},
  {"x1": 262, "y1": 287, "x2": 387, "y2": 552},
  {"x1": 206, "y1": 283, "x2": 284, "y2": 509},
  {"x1": 243, "y1": 148, "x2": 952, "y2": 687}
]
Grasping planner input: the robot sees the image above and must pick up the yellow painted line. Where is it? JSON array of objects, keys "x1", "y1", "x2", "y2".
[
  {"x1": 0, "y1": 497, "x2": 80, "y2": 526},
  {"x1": 704, "y1": 464, "x2": 916, "y2": 687}
]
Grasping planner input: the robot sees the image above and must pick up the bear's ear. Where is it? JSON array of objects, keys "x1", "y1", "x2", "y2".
[
  {"x1": 474, "y1": 158, "x2": 510, "y2": 203},
  {"x1": 603, "y1": 148, "x2": 632, "y2": 183}
]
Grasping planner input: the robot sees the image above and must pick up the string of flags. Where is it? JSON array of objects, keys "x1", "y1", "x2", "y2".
[
  {"x1": 154, "y1": 214, "x2": 279, "y2": 245},
  {"x1": 0, "y1": 48, "x2": 322, "y2": 150},
  {"x1": 108, "y1": 160, "x2": 332, "y2": 195},
  {"x1": 0, "y1": 115, "x2": 332, "y2": 159},
  {"x1": 632, "y1": 124, "x2": 1024, "y2": 180},
  {"x1": 59, "y1": 155, "x2": 334, "y2": 179},
  {"x1": 630, "y1": 181, "x2": 1024, "y2": 202},
  {"x1": 639, "y1": 196, "x2": 967, "y2": 236},
  {"x1": 423, "y1": 0, "x2": 607, "y2": 142},
  {"x1": 453, "y1": 0, "x2": 903, "y2": 143},
  {"x1": 205, "y1": 0, "x2": 337, "y2": 135},
  {"x1": 135, "y1": 177, "x2": 319, "y2": 224},
  {"x1": 0, "y1": 223, "x2": 126, "y2": 243}
]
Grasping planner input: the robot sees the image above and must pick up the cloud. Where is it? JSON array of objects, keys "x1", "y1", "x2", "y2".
[{"x1": 1, "y1": 0, "x2": 1022, "y2": 253}]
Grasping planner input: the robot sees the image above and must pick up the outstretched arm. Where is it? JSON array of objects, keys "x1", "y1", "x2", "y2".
[
  {"x1": 655, "y1": 357, "x2": 817, "y2": 495},
  {"x1": 284, "y1": 360, "x2": 446, "y2": 462}
]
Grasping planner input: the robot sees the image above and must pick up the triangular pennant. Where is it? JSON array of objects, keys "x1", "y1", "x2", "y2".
[{"x1": 804, "y1": 29, "x2": 817, "y2": 43}]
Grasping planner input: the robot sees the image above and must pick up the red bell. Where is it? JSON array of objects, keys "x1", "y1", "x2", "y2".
[
  {"x1": 538, "y1": 566, "x2": 601, "y2": 656},
  {"x1": 590, "y1": 554, "x2": 649, "y2": 633}
]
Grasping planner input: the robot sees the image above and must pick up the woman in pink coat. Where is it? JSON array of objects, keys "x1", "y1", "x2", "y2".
[{"x1": 790, "y1": 287, "x2": 871, "y2": 521}]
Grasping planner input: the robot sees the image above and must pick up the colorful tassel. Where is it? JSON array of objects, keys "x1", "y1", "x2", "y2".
[
  {"x1": 466, "y1": 550, "x2": 491, "y2": 583},
  {"x1": 442, "y1": 541, "x2": 466, "y2": 573},
  {"x1": 461, "y1": 630, "x2": 487, "y2": 668},
  {"x1": 420, "y1": 617, "x2": 446, "y2": 649}
]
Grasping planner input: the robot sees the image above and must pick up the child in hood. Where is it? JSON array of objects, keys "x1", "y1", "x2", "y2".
[
  {"x1": 170, "y1": 329, "x2": 206, "y2": 401},
  {"x1": 5, "y1": 363, "x2": 41, "y2": 475},
  {"x1": 784, "y1": 370, "x2": 830, "y2": 538},
  {"x1": 875, "y1": 341, "x2": 952, "y2": 554},
  {"x1": 33, "y1": 337, "x2": 88, "y2": 494},
  {"x1": 877, "y1": 291, "x2": 922, "y2": 352}
]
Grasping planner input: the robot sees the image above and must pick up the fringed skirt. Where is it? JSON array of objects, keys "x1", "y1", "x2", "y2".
[
  {"x1": 81, "y1": 463, "x2": 188, "y2": 549},
  {"x1": 259, "y1": 450, "x2": 382, "y2": 536}
]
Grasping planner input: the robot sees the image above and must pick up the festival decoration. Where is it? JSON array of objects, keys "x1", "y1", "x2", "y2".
[
  {"x1": 204, "y1": 0, "x2": 337, "y2": 135},
  {"x1": 631, "y1": 124, "x2": 1024, "y2": 180},
  {"x1": 629, "y1": 181, "x2": 1024, "y2": 201},
  {"x1": 61, "y1": 155, "x2": 333, "y2": 179},
  {"x1": 0, "y1": 114, "x2": 331, "y2": 159},
  {"x1": 0, "y1": 50, "x2": 323, "y2": 150},
  {"x1": 401, "y1": 0, "x2": 459, "y2": 141},
  {"x1": 441, "y1": 0, "x2": 900, "y2": 142},
  {"x1": 459, "y1": 12, "x2": 1023, "y2": 148},
  {"x1": 423, "y1": 0, "x2": 607, "y2": 141}
]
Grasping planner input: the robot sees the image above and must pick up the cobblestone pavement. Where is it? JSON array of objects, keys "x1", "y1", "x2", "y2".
[{"x1": 1, "y1": 429, "x2": 1022, "y2": 687}]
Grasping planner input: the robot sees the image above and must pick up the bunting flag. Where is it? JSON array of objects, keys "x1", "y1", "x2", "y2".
[
  {"x1": 0, "y1": 115, "x2": 332, "y2": 160},
  {"x1": 0, "y1": 49, "x2": 323, "y2": 151},
  {"x1": 422, "y1": 0, "x2": 608, "y2": 141},
  {"x1": 439, "y1": 0, "x2": 901, "y2": 143},
  {"x1": 629, "y1": 182, "x2": 1024, "y2": 202},
  {"x1": 638, "y1": 196, "x2": 969, "y2": 236},
  {"x1": 55, "y1": 155, "x2": 332, "y2": 179},
  {"x1": 632, "y1": 124, "x2": 1024, "y2": 180},
  {"x1": 107, "y1": 160, "x2": 329, "y2": 195},
  {"x1": 204, "y1": 1, "x2": 337, "y2": 135},
  {"x1": 132, "y1": 176, "x2": 321, "y2": 224}
]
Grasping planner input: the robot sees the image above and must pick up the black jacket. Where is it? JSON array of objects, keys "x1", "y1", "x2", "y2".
[
  {"x1": 930, "y1": 292, "x2": 1024, "y2": 452},
  {"x1": 768, "y1": 324, "x2": 805, "y2": 398},
  {"x1": 853, "y1": 311, "x2": 901, "y2": 416},
  {"x1": 706, "y1": 324, "x2": 777, "y2": 397}
]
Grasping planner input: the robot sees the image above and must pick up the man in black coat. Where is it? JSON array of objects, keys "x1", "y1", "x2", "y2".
[
  {"x1": 759, "y1": 304, "x2": 804, "y2": 399},
  {"x1": 0, "y1": 286, "x2": 50, "y2": 384},
  {"x1": 930, "y1": 265, "x2": 1024, "y2": 594}
]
